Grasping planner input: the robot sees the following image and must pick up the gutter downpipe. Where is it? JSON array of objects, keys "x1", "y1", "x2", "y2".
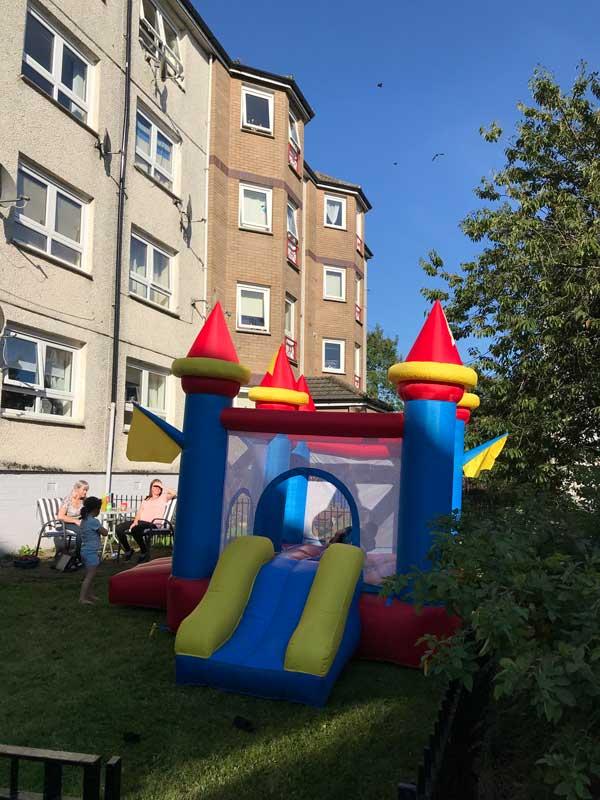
[
  {"x1": 203, "y1": 54, "x2": 213, "y2": 312},
  {"x1": 106, "y1": 0, "x2": 133, "y2": 496}
]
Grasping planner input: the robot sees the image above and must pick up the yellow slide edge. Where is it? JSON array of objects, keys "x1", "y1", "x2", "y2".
[
  {"x1": 284, "y1": 543, "x2": 364, "y2": 677},
  {"x1": 175, "y1": 536, "x2": 274, "y2": 659}
]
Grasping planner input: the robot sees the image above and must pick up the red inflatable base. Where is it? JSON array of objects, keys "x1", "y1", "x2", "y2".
[
  {"x1": 108, "y1": 557, "x2": 172, "y2": 609},
  {"x1": 357, "y1": 594, "x2": 460, "y2": 668},
  {"x1": 166, "y1": 575, "x2": 210, "y2": 631},
  {"x1": 109, "y1": 561, "x2": 459, "y2": 669}
]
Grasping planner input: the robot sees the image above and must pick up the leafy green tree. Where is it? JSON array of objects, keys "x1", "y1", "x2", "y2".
[
  {"x1": 383, "y1": 493, "x2": 600, "y2": 800},
  {"x1": 422, "y1": 66, "x2": 600, "y2": 491},
  {"x1": 366, "y1": 324, "x2": 402, "y2": 409}
]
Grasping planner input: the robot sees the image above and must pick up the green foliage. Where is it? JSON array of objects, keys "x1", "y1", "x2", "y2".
[
  {"x1": 421, "y1": 65, "x2": 600, "y2": 491},
  {"x1": 383, "y1": 491, "x2": 600, "y2": 799},
  {"x1": 17, "y1": 545, "x2": 34, "y2": 556},
  {"x1": 366, "y1": 323, "x2": 402, "y2": 409}
]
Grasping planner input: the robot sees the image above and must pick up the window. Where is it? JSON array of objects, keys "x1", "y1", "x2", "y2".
[
  {"x1": 354, "y1": 344, "x2": 362, "y2": 389},
  {"x1": 241, "y1": 86, "x2": 273, "y2": 134},
  {"x1": 1, "y1": 330, "x2": 77, "y2": 419},
  {"x1": 284, "y1": 294, "x2": 296, "y2": 337},
  {"x1": 129, "y1": 232, "x2": 173, "y2": 308},
  {"x1": 355, "y1": 275, "x2": 363, "y2": 323},
  {"x1": 324, "y1": 195, "x2": 346, "y2": 229},
  {"x1": 139, "y1": 0, "x2": 183, "y2": 79},
  {"x1": 287, "y1": 199, "x2": 299, "y2": 265},
  {"x1": 323, "y1": 266, "x2": 346, "y2": 301},
  {"x1": 124, "y1": 362, "x2": 167, "y2": 427},
  {"x1": 239, "y1": 184, "x2": 272, "y2": 232},
  {"x1": 22, "y1": 9, "x2": 91, "y2": 123},
  {"x1": 135, "y1": 110, "x2": 175, "y2": 190},
  {"x1": 237, "y1": 284, "x2": 270, "y2": 332},
  {"x1": 356, "y1": 211, "x2": 364, "y2": 254},
  {"x1": 322, "y1": 339, "x2": 345, "y2": 374},
  {"x1": 13, "y1": 164, "x2": 86, "y2": 268},
  {"x1": 288, "y1": 110, "x2": 300, "y2": 150}
]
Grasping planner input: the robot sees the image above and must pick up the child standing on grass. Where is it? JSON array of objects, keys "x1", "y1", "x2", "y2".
[{"x1": 79, "y1": 496, "x2": 106, "y2": 605}]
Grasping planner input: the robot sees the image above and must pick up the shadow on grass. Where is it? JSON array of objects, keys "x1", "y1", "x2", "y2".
[{"x1": 0, "y1": 564, "x2": 440, "y2": 800}]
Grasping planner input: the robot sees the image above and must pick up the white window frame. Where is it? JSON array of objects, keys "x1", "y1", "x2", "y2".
[
  {"x1": 287, "y1": 199, "x2": 298, "y2": 240},
  {"x1": 1, "y1": 329, "x2": 79, "y2": 420},
  {"x1": 324, "y1": 194, "x2": 347, "y2": 230},
  {"x1": 13, "y1": 163, "x2": 87, "y2": 270},
  {"x1": 139, "y1": 0, "x2": 183, "y2": 80},
  {"x1": 129, "y1": 231, "x2": 173, "y2": 310},
  {"x1": 124, "y1": 360, "x2": 168, "y2": 429},
  {"x1": 22, "y1": 7, "x2": 92, "y2": 123},
  {"x1": 236, "y1": 283, "x2": 270, "y2": 333},
  {"x1": 241, "y1": 85, "x2": 274, "y2": 134},
  {"x1": 323, "y1": 265, "x2": 346, "y2": 302},
  {"x1": 356, "y1": 275, "x2": 363, "y2": 307},
  {"x1": 356, "y1": 211, "x2": 363, "y2": 237},
  {"x1": 239, "y1": 183, "x2": 272, "y2": 233},
  {"x1": 284, "y1": 294, "x2": 296, "y2": 338},
  {"x1": 135, "y1": 108, "x2": 176, "y2": 190},
  {"x1": 288, "y1": 110, "x2": 300, "y2": 150},
  {"x1": 322, "y1": 338, "x2": 345, "y2": 374},
  {"x1": 354, "y1": 343, "x2": 362, "y2": 378}
]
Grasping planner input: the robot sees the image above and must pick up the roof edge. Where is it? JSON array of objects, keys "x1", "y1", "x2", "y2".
[{"x1": 303, "y1": 160, "x2": 372, "y2": 211}]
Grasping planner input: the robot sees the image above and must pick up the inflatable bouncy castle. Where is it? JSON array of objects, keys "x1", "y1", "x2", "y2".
[{"x1": 110, "y1": 301, "x2": 506, "y2": 706}]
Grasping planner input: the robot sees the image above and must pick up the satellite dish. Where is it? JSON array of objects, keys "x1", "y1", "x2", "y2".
[
  {"x1": 0, "y1": 305, "x2": 5, "y2": 336},
  {"x1": 160, "y1": 53, "x2": 169, "y2": 83}
]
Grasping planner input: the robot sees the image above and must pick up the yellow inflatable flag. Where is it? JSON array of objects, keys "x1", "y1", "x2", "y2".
[
  {"x1": 463, "y1": 434, "x2": 508, "y2": 479},
  {"x1": 126, "y1": 406, "x2": 182, "y2": 464}
]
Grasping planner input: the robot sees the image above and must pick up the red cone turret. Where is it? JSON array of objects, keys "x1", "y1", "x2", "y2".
[
  {"x1": 296, "y1": 375, "x2": 316, "y2": 412},
  {"x1": 249, "y1": 344, "x2": 309, "y2": 410}
]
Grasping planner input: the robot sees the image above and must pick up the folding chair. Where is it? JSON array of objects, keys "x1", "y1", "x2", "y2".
[
  {"x1": 143, "y1": 497, "x2": 177, "y2": 558},
  {"x1": 34, "y1": 498, "x2": 75, "y2": 556}
]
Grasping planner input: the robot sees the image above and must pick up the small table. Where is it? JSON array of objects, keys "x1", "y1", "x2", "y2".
[{"x1": 100, "y1": 510, "x2": 131, "y2": 560}]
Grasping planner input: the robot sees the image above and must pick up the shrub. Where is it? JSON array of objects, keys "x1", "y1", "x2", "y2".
[{"x1": 383, "y1": 490, "x2": 600, "y2": 799}]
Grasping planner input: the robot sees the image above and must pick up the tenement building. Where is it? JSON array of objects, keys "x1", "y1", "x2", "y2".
[{"x1": 0, "y1": 0, "x2": 373, "y2": 550}]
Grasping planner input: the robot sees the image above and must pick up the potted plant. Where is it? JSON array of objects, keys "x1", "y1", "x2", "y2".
[{"x1": 13, "y1": 545, "x2": 40, "y2": 569}]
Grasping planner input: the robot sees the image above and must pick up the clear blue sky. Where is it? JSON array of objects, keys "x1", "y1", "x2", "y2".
[{"x1": 194, "y1": 0, "x2": 600, "y2": 357}]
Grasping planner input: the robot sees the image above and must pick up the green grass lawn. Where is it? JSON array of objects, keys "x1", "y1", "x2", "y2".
[{"x1": 0, "y1": 558, "x2": 441, "y2": 799}]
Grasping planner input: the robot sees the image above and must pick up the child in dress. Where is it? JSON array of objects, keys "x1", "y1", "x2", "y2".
[{"x1": 79, "y1": 496, "x2": 107, "y2": 604}]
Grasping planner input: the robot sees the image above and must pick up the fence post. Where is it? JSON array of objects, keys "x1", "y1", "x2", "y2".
[
  {"x1": 398, "y1": 782, "x2": 418, "y2": 800},
  {"x1": 9, "y1": 757, "x2": 18, "y2": 799},
  {"x1": 104, "y1": 756, "x2": 122, "y2": 800}
]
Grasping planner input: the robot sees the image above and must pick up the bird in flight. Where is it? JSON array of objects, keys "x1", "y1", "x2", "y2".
[
  {"x1": 393, "y1": 162, "x2": 398, "y2": 166},
  {"x1": 376, "y1": 82, "x2": 383, "y2": 88},
  {"x1": 431, "y1": 153, "x2": 445, "y2": 161}
]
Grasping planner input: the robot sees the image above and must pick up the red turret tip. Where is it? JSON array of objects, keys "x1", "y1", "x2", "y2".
[
  {"x1": 171, "y1": 302, "x2": 251, "y2": 396},
  {"x1": 187, "y1": 302, "x2": 239, "y2": 362},
  {"x1": 387, "y1": 301, "x2": 478, "y2": 402},
  {"x1": 296, "y1": 375, "x2": 316, "y2": 412},
  {"x1": 248, "y1": 344, "x2": 309, "y2": 410},
  {"x1": 406, "y1": 300, "x2": 463, "y2": 365}
]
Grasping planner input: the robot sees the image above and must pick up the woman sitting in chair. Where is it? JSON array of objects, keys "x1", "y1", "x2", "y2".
[
  {"x1": 115, "y1": 479, "x2": 176, "y2": 563},
  {"x1": 56, "y1": 480, "x2": 89, "y2": 558}
]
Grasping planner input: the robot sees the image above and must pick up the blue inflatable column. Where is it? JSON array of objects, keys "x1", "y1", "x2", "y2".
[
  {"x1": 452, "y1": 417, "x2": 465, "y2": 514},
  {"x1": 259, "y1": 433, "x2": 292, "y2": 549},
  {"x1": 283, "y1": 441, "x2": 310, "y2": 544},
  {"x1": 397, "y1": 400, "x2": 457, "y2": 575},
  {"x1": 172, "y1": 393, "x2": 232, "y2": 579}
]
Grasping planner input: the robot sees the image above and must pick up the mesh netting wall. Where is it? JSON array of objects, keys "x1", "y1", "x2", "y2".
[{"x1": 220, "y1": 431, "x2": 401, "y2": 587}]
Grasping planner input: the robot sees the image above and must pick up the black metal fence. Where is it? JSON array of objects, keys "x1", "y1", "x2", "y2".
[
  {"x1": 108, "y1": 494, "x2": 143, "y2": 515},
  {"x1": 0, "y1": 744, "x2": 121, "y2": 800},
  {"x1": 398, "y1": 665, "x2": 492, "y2": 800},
  {"x1": 225, "y1": 491, "x2": 252, "y2": 542}
]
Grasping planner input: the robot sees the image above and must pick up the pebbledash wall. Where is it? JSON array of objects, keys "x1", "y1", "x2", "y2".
[{"x1": 0, "y1": 0, "x2": 373, "y2": 550}]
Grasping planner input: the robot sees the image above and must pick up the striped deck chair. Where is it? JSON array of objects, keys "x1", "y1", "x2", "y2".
[
  {"x1": 34, "y1": 498, "x2": 74, "y2": 556},
  {"x1": 142, "y1": 497, "x2": 177, "y2": 557}
]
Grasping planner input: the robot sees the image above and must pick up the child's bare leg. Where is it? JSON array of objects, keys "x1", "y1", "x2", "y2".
[{"x1": 79, "y1": 566, "x2": 98, "y2": 603}]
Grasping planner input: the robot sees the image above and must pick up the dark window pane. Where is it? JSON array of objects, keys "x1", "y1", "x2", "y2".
[
  {"x1": 12, "y1": 222, "x2": 47, "y2": 252},
  {"x1": 57, "y1": 91, "x2": 86, "y2": 122},
  {"x1": 24, "y1": 13, "x2": 53, "y2": 72},
  {"x1": 245, "y1": 94, "x2": 270, "y2": 129},
  {"x1": 61, "y1": 45, "x2": 87, "y2": 101},
  {"x1": 1, "y1": 389, "x2": 37, "y2": 413},
  {"x1": 51, "y1": 240, "x2": 81, "y2": 266},
  {"x1": 40, "y1": 397, "x2": 72, "y2": 416},
  {"x1": 22, "y1": 61, "x2": 53, "y2": 96},
  {"x1": 5, "y1": 337, "x2": 38, "y2": 383}
]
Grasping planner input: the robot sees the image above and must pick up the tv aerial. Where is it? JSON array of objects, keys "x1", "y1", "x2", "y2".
[{"x1": 0, "y1": 164, "x2": 29, "y2": 209}]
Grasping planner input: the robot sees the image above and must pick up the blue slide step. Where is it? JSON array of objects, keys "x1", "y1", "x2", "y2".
[{"x1": 176, "y1": 555, "x2": 361, "y2": 706}]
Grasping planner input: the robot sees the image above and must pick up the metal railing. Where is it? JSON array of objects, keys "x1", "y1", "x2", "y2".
[
  {"x1": 108, "y1": 494, "x2": 143, "y2": 515},
  {"x1": 311, "y1": 487, "x2": 352, "y2": 544},
  {"x1": 225, "y1": 490, "x2": 252, "y2": 542},
  {"x1": 0, "y1": 744, "x2": 121, "y2": 800}
]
